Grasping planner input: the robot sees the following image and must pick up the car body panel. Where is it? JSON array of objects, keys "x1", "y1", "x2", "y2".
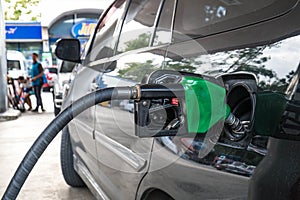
[
  {"x1": 93, "y1": 46, "x2": 167, "y2": 199},
  {"x1": 137, "y1": 139, "x2": 249, "y2": 200}
]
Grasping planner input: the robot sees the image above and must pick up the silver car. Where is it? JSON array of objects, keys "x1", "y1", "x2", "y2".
[{"x1": 56, "y1": 0, "x2": 300, "y2": 199}]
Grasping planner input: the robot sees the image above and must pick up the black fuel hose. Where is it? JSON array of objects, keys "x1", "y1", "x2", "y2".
[{"x1": 2, "y1": 86, "x2": 137, "y2": 200}]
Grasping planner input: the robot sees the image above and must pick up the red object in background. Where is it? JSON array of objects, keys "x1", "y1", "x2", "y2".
[
  {"x1": 43, "y1": 67, "x2": 58, "y2": 89},
  {"x1": 171, "y1": 98, "x2": 179, "y2": 106},
  {"x1": 47, "y1": 73, "x2": 53, "y2": 80},
  {"x1": 43, "y1": 73, "x2": 52, "y2": 88}
]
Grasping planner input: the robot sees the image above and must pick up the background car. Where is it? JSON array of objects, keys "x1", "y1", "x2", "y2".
[
  {"x1": 56, "y1": 0, "x2": 300, "y2": 199},
  {"x1": 53, "y1": 60, "x2": 76, "y2": 115},
  {"x1": 7, "y1": 50, "x2": 28, "y2": 79},
  {"x1": 42, "y1": 67, "x2": 57, "y2": 92}
]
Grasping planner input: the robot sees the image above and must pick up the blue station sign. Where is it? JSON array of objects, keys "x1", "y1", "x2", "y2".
[
  {"x1": 5, "y1": 22, "x2": 42, "y2": 40},
  {"x1": 71, "y1": 20, "x2": 97, "y2": 38}
]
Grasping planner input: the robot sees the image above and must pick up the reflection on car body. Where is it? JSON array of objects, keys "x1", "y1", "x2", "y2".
[
  {"x1": 120, "y1": 100, "x2": 134, "y2": 112},
  {"x1": 218, "y1": 161, "x2": 255, "y2": 177}
]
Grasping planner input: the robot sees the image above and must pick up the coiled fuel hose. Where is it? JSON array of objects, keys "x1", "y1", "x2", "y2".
[{"x1": 1, "y1": 86, "x2": 138, "y2": 200}]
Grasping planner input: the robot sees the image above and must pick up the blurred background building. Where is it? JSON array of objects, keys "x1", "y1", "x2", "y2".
[{"x1": 4, "y1": 0, "x2": 111, "y2": 66}]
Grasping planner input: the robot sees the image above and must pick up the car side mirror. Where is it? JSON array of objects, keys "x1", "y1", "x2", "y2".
[{"x1": 55, "y1": 39, "x2": 81, "y2": 63}]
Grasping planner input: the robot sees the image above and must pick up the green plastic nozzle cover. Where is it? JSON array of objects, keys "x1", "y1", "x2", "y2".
[{"x1": 181, "y1": 76, "x2": 230, "y2": 133}]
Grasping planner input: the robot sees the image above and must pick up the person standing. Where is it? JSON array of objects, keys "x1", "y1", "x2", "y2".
[{"x1": 30, "y1": 53, "x2": 45, "y2": 112}]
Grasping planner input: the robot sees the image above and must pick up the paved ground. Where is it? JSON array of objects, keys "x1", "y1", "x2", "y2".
[{"x1": 0, "y1": 92, "x2": 95, "y2": 200}]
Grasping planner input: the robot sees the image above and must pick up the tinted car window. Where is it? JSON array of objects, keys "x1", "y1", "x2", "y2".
[
  {"x1": 117, "y1": 0, "x2": 162, "y2": 53},
  {"x1": 86, "y1": 0, "x2": 126, "y2": 62},
  {"x1": 60, "y1": 61, "x2": 76, "y2": 73},
  {"x1": 173, "y1": 0, "x2": 298, "y2": 41},
  {"x1": 7, "y1": 60, "x2": 21, "y2": 70},
  {"x1": 153, "y1": 0, "x2": 175, "y2": 46},
  {"x1": 47, "y1": 67, "x2": 58, "y2": 74}
]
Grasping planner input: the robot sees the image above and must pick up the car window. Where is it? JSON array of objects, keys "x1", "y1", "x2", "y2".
[
  {"x1": 173, "y1": 0, "x2": 298, "y2": 41},
  {"x1": 47, "y1": 68, "x2": 58, "y2": 74},
  {"x1": 60, "y1": 61, "x2": 76, "y2": 73},
  {"x1": 86, "y1": 0, "x2": 127, "y2": 63},
  {"x1": 152, "y1": 0, "x2": 175, "y2": 46},
  {"x1": 7, "y1": 60, "x2": 21, "y2": 70},
  {"x1": 116, "y1": 0, "x2": 162, "y2": 53}
]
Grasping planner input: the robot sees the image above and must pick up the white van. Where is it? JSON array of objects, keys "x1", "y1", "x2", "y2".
[{"x1": 7, "y1": 50, "x2": 28, "y2": 79}]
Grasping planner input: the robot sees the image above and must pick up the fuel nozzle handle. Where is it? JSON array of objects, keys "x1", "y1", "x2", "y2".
[{"x1": 225, "y1": 113, "x2": 246, "y2": 136}]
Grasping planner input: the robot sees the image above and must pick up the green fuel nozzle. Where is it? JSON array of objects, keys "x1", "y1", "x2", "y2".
[
  {"x1": 136, "y1": 76, "x2": 247, "y2": 137},
  {"x1": 180, "y1": 76, "x2": 232, "y2": 134}
]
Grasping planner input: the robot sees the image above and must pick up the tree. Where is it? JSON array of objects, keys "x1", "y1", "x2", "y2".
[
  {"x1": 124, "y1": 33, "x2": 151, "y2": 52},
  {"x1": 118, "y1": 33, "x2": 198, "y2": 80},
  {"x1": 261, "y1": 70, "x2": 295, "y2": 92},
  {"x1": 119, "y1": 32, "x2": 292, "y2": 92},
  {"x1": 117, "y1": 33, "x2": 157, "y2": 81},
  {"x1": 164, "y1": 59, "x2": 197, "y2": 73},
  {"x1": 210, "y1": 46, "x2": 274, "y2": 77},
  {"x1": 118, "y1": 60, "x2": 157, "y2": 82},
  {"x1": 209, "y1": 45, "x2": 293, "y2": 92},
  {"x1": 3, "y1": 0, "x2": 41, "y2": 21}
]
